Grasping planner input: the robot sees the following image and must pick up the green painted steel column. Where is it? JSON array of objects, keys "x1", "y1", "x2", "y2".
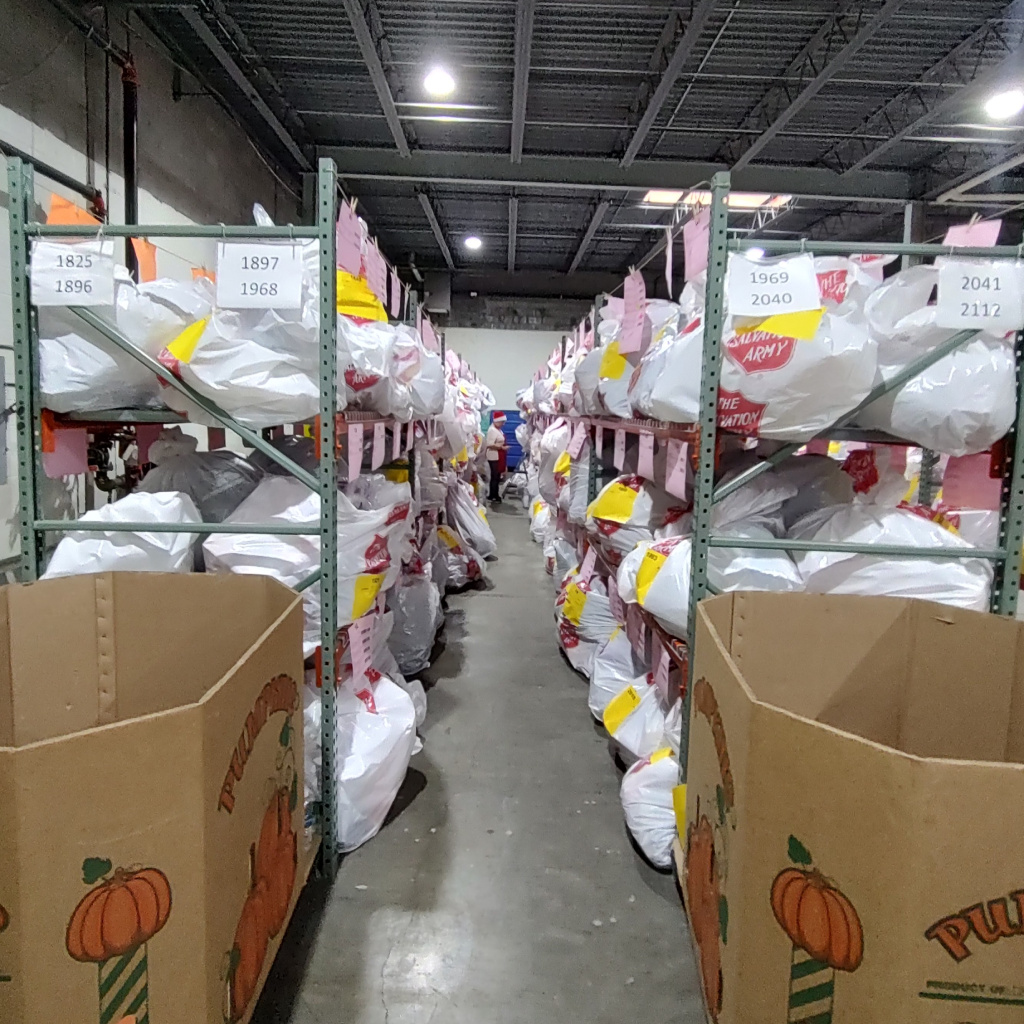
[
  {"x1": 993, "y1": 329, "x2": 1024, "y2": 616},
  {"x1": 7, "y1": 158, "x2": 41, "y2": 581},
  {"x1": 317, "y1": 158, "x2": 340, "y2": 877},
  {"x1": 681, "y1": 171, "x2": 730, "y2": 780}
]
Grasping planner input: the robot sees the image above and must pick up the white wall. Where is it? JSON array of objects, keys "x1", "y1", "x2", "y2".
[{"x1": 444, "y1": 327, "x2": 563, "y2": 409}]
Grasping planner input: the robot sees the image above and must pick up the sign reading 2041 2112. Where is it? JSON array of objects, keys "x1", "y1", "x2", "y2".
[
  {"x1": 936, "y1": 259, "x2": 1024, "y2": 332},
  {"x1": 216, "y1": 241, "x2": 304, "y2": 310}
]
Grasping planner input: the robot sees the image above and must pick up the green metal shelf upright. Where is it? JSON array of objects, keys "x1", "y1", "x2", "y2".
[
  {"x1": 6, "y1": 155, "x2": 345, "y2": 878},
  {"x1": 679, "y1": 169, "x2": 1024, "y2": 776}
]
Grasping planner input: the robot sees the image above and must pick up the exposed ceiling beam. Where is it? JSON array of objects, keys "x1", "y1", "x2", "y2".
[
  {"x1": 820, "y1": 2, "x2": 1024, "y2": 174},
  {"x1": 507, "y1": 196, "x2": 519, "y2": 272},
  {"x1": 321, "y1": 146, "x2": 913, "y2": 198},
  {"x1": 417, "y1": 191, "x2": 455, "y2": 270},
  {"x1": 724, "y1": 0, "x2": 911, "y2": 172},
  {"x1": 568, "y1": 199, "x2": 610, "y2": 273},
  {"x1": 180, "y1": 9, "x2": 311, "y2": 169},
  {"x1": 511, "y1": 0, "x2": 536, "y2": 163},
  {"x1": 340, "y1": 0, "x2": 411, "y2": 157},
  {"x1": 914, "y1": 139, "x2": 1024, "y2": 201},
  {"x1": 620, "y1": 0, "x2": 722, "y2": 168}
]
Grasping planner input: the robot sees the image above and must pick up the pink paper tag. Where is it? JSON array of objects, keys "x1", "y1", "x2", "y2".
[
  {"x1": 594, "y1": 424, "x2": 604, "y2": 459},
  {"x1": 804, "y1": 439, "x2": 829, "y2": 456},
  {"x1": 638, "y1": 431, "x2": 655, "y2": 479},
  {"x1": 406, "y1": 421, "x2": 416, "y2": 451},
  {"x1": 665, "y1": 438, "x2": 689, "y2": 500},
  {"x1": 349, "y1": 614, "x2": 374, "y2": 678},
  {"x1": 416, "y1": 304, "x2": 424, "y2": 335},
  {"x1": 888, "y1": 445, "x2": 908, "y2": 474},
  {"x1": 943, "y1": 219, "x2": 1002, "y2": 248},
  {"x1": 347, "y1": 422, "x2": 364, "y2": 482},
  {"x1": 392, "y1": 422, "x2": 402, "y2": 460},
  {"x1": 626, "y1": 602, "x2": 646, "y2": 657},
  {"x1": 684, "y1": 209, "x2": 711, "y2": 282},
  {"x1": 389, "y1": 268, "x2": 401, "y2": 318},
  {"x1": 42, "y1": 427, "x2": 88, "y2": 478},
  {"x1": 613, "y1": 429, "x2": 626, "y2": 470},
  {"x1": 665, "y1": 225, "x2": 674, "y2": 296},
  {"x1": 578, "y1": 545, "x2": 597, "y2": 583},
  {"x1": 653, "y1": 636, "x2": 671, "y2": 701},
  {"x1": 372, "y1": 421, "x2": 386, "y2": 469},
  {"x1": 608, "y1": 574, "x2": 625, "y2": 624},
  {"x1": 422, "y1": 318, "x2": 439, "y2": 353},
  {"x1": 620, "y1": 270, "x2": 646, "y2": 354},
  {"x1": 336, "y1": 203, "x2": 362, "y2": 276},
  {"x1": 367, "y1": 245, "x2": 387, "y2": 303},
  {"x1": 567, "y1": 421, "x2": 587, "y2": 460},
  {"x1": 943, "y1": 453, "x2": 1001, "y2": 510}
]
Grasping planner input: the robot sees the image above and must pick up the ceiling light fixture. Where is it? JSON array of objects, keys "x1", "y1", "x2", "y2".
[
  {"x1": 984, "y1": 88, "x2": 1024, "y2": 120},
  {"x1": 643, "y1": 189, "x2": 685, "y2": 206},
  {"x1": 464, "y1": 235, "x2": 483, "y2": 251},
  {"x1": 424, "y1": 66, "x2": 456, "y2": 97},
  {"x1": 681, "y1": 190, "x2": 792, "y2": 210},
  {"x1": 745, "y1": 247, "x2": 765, "y2": 260}
]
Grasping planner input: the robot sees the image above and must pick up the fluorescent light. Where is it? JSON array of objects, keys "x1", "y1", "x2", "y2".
[
  {"x1": 984, "y1": 88, "x2": 1024, "y2": 120},
  {"x1": 424, "y1": 66, "x2": 455, "y2": 97},
  {"x1": 464, "y1": 235, "x2": 483, "y2": 251},
  {"x1": 682, "y1": 190, "x2": 792, "y2": 210},
  {"x1": 643, "y1": 189, "x2": 685, "y2": 205},
  {"x1": 745, "y1": 247, "x2": 765, "y2": 260}
]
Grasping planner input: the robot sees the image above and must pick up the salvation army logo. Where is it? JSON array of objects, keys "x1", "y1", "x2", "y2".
[
  {"x1": 817, "y1": 269, "x2": 849, "y2": 305},
  {"x1": 344, "y1": 367, "x2": 381, "y2": 392},
  {"x1": 717, "y1": 389, "x2": 766, "y2": 434},
  {"x1": 363, "y1": 534, "x2": 391, "y2": 573},
  {"x1": 725, "y1": 331, "x2": 797, "y2": 374}
]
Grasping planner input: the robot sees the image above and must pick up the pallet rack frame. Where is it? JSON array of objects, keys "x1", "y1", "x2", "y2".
[{"x1": 5, "y1": 154, "x2": 415, "y2": 881}]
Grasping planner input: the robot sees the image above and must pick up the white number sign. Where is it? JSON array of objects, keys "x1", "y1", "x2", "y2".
[
  {"x1": 727, "y1": 253, "x2": 820, "y2": 317},
  {"x1": 30, "y1": 240, "x2": 115, "y2": 307},
  {"x1": 936, "y1": 259, "x2": 1024, "y2": 332},
  {"x1": 216, "y1": 242, "x2": 303, "y2": 309}
]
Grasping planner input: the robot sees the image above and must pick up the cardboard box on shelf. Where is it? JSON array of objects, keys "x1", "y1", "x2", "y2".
[
  {"x1": 683, "y1": 591, "x2": 1024, "y2": 1024},
  {"x1": 0, "y1": 572, "x2": 313, "y2": 1024}
]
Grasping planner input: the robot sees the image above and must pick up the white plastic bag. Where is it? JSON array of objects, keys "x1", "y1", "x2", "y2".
[
  {"x1": 386, "y1": 574, "x2": 443, "y2": 675},
  {"x1": 620, "y1": 750, "x2": 679, "y2": 869},
  {"x1": 588, "y1": 628, "x2": 647, "y2": 721},
  {"x1": 790, "y1": 504, "x2": 992, "y2": 610},
  {"x1": 42, "y1": 491, "x2": 201, "y2": 578},
  {"x1": 334, "y1": 676, "x2": 417, "y2": 851},
  {"x1": 603, "y1": 676, "x2": 667, "y2": 763},
  {"x1": 630, "y1": 317, "x2": 704, "y2": 422},
  {"x1": 446, "y1": 479, "x2": 498, "y2": 558},
  {"x1": 437, "y1": 524, "x2": 487, "y2": 589}
]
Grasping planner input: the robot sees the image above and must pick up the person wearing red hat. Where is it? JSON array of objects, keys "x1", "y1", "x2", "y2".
[{"x1": 486, "y1": 411, "x2": 508, "y2": 502}]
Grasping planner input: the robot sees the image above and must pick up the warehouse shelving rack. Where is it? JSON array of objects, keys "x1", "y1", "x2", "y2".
[{"x1": 5, "y1": 154, "x2": 407, "y2": 881}]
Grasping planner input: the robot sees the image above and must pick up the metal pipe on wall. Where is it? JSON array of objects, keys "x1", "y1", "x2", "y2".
[{"x1": 122, "y1": 59, "x2": 140, "y2": 281}]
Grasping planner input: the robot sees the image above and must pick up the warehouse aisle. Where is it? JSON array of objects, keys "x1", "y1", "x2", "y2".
[{"x1": 254, "y1": 509, "x2": 705, "y2": 1024}]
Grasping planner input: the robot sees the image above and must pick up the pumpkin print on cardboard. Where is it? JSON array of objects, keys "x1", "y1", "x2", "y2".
[
  {"x1": 66, "y1": 857, "x2": 172, "y2": 1024},
  {"x1": 0, "y1": 902, "x2": 8, "y2": 934},
  {"x1": 770, "y1": 836, "x2": 863, "y2": 1023}
]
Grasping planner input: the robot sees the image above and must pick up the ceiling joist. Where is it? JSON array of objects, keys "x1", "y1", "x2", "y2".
[
  {"x1": 510, "y1": 0, "x2": 536, "y2": 163},
  {"x1": 417, "y1": 191, "x2": 455, "y2": 270}
]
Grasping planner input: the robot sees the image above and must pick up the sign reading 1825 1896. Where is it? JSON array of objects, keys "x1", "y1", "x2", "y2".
[
  {"x1": 216, "y1": 242, "x2": 304, "y2": 310},
  {"x1": 30, "y1": 240, "x2": 115, "y2": 307}
]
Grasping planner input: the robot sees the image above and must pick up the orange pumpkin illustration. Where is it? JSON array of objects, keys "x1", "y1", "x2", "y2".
[
  {"x1": 686, "y1": 810, "x2": 723, "y2": 1020},
  {"x1": 771, "y1": 867, "x2": 863, "y2": 972},
  {"x1": 255, "y1": 786, "x2": 297, "y2": 939},
  {"x1": 694, "y1": 677, "x2": 734, "y2": 810},
  {"x1": 66, "y1": 867, "x2": 172, "y2": 962},
  {"x1": 0, "y1": 902, "x2": 8, "y2": 933},
  {"x1": 229, "y1": 844, "x2": 272, "y2": 1022}
]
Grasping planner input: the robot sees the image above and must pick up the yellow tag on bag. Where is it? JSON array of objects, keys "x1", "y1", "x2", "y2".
[
  {"x1": 553, "y1": 451, "x2": 571, "y2": 476},
  {"x1": 165, "y1": 317, "x2": 209, "y2": 364},
  {"x1": 672, "y1": 783, "x2": 688, "y2": 837},
  {"x1": 562, "y1": 582, "x2": 586, "y2": 625},
  {"x1": 587, "y1": 481, "x2": 640, "y2": 524},
  {"x1": 603, "y1": 684, "x2": 641, "y2": 735},
  {"x1": 598, "y1": 340, "x2": 628, "y2": 380},
  {"x1": 636, "y1": 547, "x2": 669, "y2": 604},
  {"x1": 737, "y1": 307, "x2": 825, "y2": 341},
  {"x1": 438, "y1": 526, "x2": 461, "y2": 550},
  {"x1": 650, "y1": 747, "x2": 673, "y2": 764},
  {"x1": 351, "y1": 572, "x2": 385, "y2": 618}
]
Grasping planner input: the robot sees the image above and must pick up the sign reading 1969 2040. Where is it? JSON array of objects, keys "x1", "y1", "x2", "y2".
[{"x1": 216, "y1": 242, "x2": 304, "y2": 310}]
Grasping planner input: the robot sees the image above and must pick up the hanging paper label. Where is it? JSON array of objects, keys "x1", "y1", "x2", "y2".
[
  {"x1": 349, "y1": 614, "x2": 375, "y2": 678},
  {"x1": 594, "y1": 424, "x2": 604, "y2": 459},
  {"x1": 30, "y1": 240, "x2": 115, "y2": 307},
  {"x1": 943, "y1": 219, "x2": 1002, "y2": 248},
  {"x1": 935, "y1": 259, "x2": 1024, "y2": 332},
  {"x1": 216, "y1": 242, "x2": 303, "y2": 309},
  {"x1": 567, "y1": 421, "x2": 588, "y2": 459},
  {"x1": 336, "y1": 202, "x2": 362, "y2": 276},
  {"x1": 653, "y1": 636, "x2": 671, "y2": 701},
  {"x1": 392, "y1": 422, "x2": 402, "y2": 460},
  {"x1": 347, "y1": 422, "x2": 364, "y2": 482},
  {"x1": 638, "y1": 431, "x2": 655, "y2": 479},
  {"x1": 613, "y1": 428, "x2": 626, "y2": 470},
  {"x1": 626, "y1": 603, "x2": 646, "y2": 657},
  {"x1": 371, "y1": 421, "x2": 386, "y2": 469},
  {"x1": 665, "y1": 225, "x2": 674, "y2": 296},
  {"x1": 608, "y1": 573, "x2": 625, "y2": 623},
  {"x1": 683, "y1": 209, "x2": 710, "y2": 283},
  {"x1": 351, "y1": 573, "x2": 384, "y2": 619},
  {"x1": 406, "y1": 421, "x2": 416, "y2": 451},
  {"x1": 389, "y1": 268, "x2": 401, "y2": 318},
  {"x1": 578, "y1": 545, "x2": 597, "y2": 583},
  {"x1": 422, "y1": 318, "x2": 439, "y2": 352},
  {"x1": 620, "y1": 269, "x2": 646, "y2": 354},
  {"x1": 727, "y1": 253, "x2": 820, "y2": 317},
  {"x1": 665, "y1": 438, "x2": 689, "y2": 500}
]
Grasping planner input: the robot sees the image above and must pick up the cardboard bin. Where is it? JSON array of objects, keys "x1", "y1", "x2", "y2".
[
  {"x1": 684, "y1": 591, "x2": 1024, "y2": 1024},
  {"x1": 0, "y1": 572, "x2": 311, "y2": 1024}
]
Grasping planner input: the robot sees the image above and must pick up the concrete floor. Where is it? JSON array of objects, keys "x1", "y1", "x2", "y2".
[{"x1": 253, "y1": 505, "x2": 706, "y2": 1024}]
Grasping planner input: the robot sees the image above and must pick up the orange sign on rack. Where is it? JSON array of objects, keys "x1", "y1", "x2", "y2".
[
  {"x1": 47, "y1": 194, "x2": 100, "y2": 227},
  {"x1": 130, "y1": 238, "x2": 158, "y2": 282}
]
